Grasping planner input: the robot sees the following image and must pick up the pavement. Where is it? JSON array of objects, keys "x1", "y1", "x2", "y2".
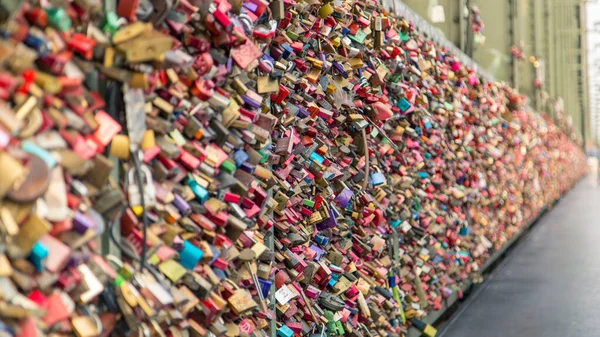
[{"x1": 438, "y1": 179, "x2": 600, "y2": 337}]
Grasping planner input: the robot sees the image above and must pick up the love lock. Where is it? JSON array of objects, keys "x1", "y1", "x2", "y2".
[
  {"x1": 8, "y1": 153, "x2": 50, "y2": 203},
  {"x1": 128, "y1": 165, "x2": 156, "y2": 208},
  {"x1": 138, "y1": 322, "x2": 152, "y2": 337},
  {"x1": 318, "y1": 292, "x2": 345, "y2": 311},
  {"x1": 137, "y1": 0, "x2": 176, "y2": 25},
  {"x1": 371, "y1": 166, "x2": 387, "y2": 187},
  {"x1": 224, "y1": 279, "x2": 258, "y2": 315},
  {"x1": 191, "y1": 78, "x2": 215, "y2": 101}
]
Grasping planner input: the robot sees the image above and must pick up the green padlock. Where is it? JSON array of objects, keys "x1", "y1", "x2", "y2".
[
  {"x1": 102, "y1": 12, "x2": 120, "y2": 36},
  {"x1": 220, "y1": 160, "x2": 236, "y2": 174},
  {"x1": 334, "y1": 321, "x2": 345, "y2": 335},
  {"x1": 400, "y1": 31, "x2": 410, "y2": 42},
  {"x1": 46, "y1": 7, "x2": 71, "y2": 31}
]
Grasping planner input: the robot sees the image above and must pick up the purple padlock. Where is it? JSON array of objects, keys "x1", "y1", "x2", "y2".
[
  {"x1": 172, "y1": 194, "x2": 191, "y2": 215},
  {"x1": 335, "y1": 188, "x2": 353, "y2": 208},
  {"x1": 316, "y1": 209, "x2": 338, "y2": 230},
  {"x1": 73, "y1": 212, "x2": 94, "y2": 234}
]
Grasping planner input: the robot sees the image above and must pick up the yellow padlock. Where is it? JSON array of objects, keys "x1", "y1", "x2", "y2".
[
  {"x1": 140, "y1": 130, "x2": 156, "y2": 150},
  {"x1": 109, "y1": 134, "x2": 130, "y2": 160},
  {"x1": 319, "y1": 3, "x2": 333, "y2": 18},
  {"x1": 129, "y1": 72, "x2": 149, "y2": 90},
  {"x1": 34, "y1": 72, "x2": 62, "y2": 95},
  {"x1": 254, "y1": 165, "x2": 273, "y2": 180}
]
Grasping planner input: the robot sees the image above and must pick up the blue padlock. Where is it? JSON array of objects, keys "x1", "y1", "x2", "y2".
[
  {"x1": 209, "y1": 244, "x2": 220, "y2": 265},
  {"x1": 179, "y1": 240, "x2": 203, "y2": 270},
  {"x1": 297, "y1": 107, "x2": 309, "y2": 118},
  {"x1": 281, "y1": 44, "x2": 293, "y2": 59},
  {"x1": 186, "y1": 176, "x2": 208, "y2": 204},
  {"x1": 29, "y1": 242, "x2": 48, "y2": 272},
  {"x1": 314, "y1": 234, "x2": 330, "y2": 246},
  {"x1": 233, "y1": 149, "x2": 249, "y2": 167},
  {"x1": 22, "y1": 141, "x2": 57, "y2": 168},
  {"x1": 309, "y1": 152, "x2": 325, "y2": 164},
  {"x1": 258, "y1": 278, "x2": 272, "y2": 299},
  {"x1": 277, "y1": 325, "x2": 294, "y2": 337},
  {"x1": 371, "y1": 167, "x2": 386, "y2": 186},
  {"x1": 398, "y1": 97, "x2": 411, "y2": 112},
  {"x1": 24, "y1": 33, "x2": 49, "y2": 56}
]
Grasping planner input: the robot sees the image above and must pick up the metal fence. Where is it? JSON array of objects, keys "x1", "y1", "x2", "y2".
[
  {"x1": 385, "y1": 0, "x2": 592, "y2": 146},
  {"x1": 382, "y1": 0, "x2": 496, "y2": 83}
]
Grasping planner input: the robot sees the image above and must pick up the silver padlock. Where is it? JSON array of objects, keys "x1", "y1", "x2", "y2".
[{"x1": 128, "y1": 165, "x2": 156, "y2": 208}]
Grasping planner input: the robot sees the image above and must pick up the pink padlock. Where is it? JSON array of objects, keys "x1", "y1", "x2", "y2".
[{"x1": 345, "y1": 284, "x2": 359, "y2": 298}]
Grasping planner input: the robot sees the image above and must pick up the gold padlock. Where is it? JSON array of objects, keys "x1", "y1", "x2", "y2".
[
  {"x1": 14, "y1": 214, "x2": 51, "y2": 252},
  {"x1": 225, "y1": 279, "x2": 258, "y2": 315},
  {"x1": 121, "y1": 31, "x2": 173, "y2": 63},
  {"x1": 0, "y1": 153, "x2": 25, "y2": 198},
  {"x1": 141, "y1": 130, "x2": 156, "y2": 150},
  {"x1": 0, "y1": 207, "x2": 19, "y2": 236},
  {"x1": 257, "y1": 76, "x2": 280, "y2": 94},
  {"x1": 72, "y1": 315, "x2": 100, "y2": 337},
  {"x1": 109, "y1": 134, "x2": 130, "y2": 160},
  {"x1": 15, "y1": 95, "x2": 38, "y2": 121},
  {"x1": 374, "y1": 187, "x2": 387, "y2": 202}
]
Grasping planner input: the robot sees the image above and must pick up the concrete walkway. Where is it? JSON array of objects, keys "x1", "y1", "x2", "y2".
[{"x1": 439, "y1": 180, "x2": 600, "y2": 337}]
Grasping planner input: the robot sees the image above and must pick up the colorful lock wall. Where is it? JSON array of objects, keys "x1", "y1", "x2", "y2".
[{"x1": 0, "y1": 1, "x2": 588, "y2": 337}]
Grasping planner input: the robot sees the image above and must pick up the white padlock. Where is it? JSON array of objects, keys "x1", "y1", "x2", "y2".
[
  {"x1": 374, "y1": 16, "x2": 382, "y2": 31},
  {"x1": 128, "y1": 165, "x2": 156, "y2": 208}
]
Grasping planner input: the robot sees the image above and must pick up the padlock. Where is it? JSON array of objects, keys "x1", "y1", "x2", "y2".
[
  {"x1": 0, "y1": 0, "x2": 587, "y2": 336},
  {"x1": 28, "y1": 242, "x2": 48, "y2": 272},
  {"x1": 225, "y1": 279, "x2": 258, "y2": 315},
  {"x1": 370, "y1": 167, "x2": 386, "y2": 187},
  {"x1": 109, "y1": 134, "x2": 130, "y2": 159},
  {"x1": 127, "y1": 165, "x2": 157, "y2": 208},
  {"x1": 179, "y1": 241, "x2": 204, "y2": 270},
  {"x1": 410, "y1": 318, "x2": 437, "y2": 337},
  {"x1": 117, "y1": 0, "x2": 139, "y2": 21}
]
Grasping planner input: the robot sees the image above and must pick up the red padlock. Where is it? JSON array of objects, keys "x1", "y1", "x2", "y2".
[
  {"x1": 18, "y1": 70, "x2": 35, "y2": 94},
  {"x1": 117, "y1": 0, "x2": 139, "y2": 21},
  {"x1": 186, "y1": 36, "x2": 210, "y2": 53},
  {"x1": 38, "y1": 51, "x2": 72, "y2": 75},
  {"x1": 190, "y1": 79, "x2": 215, "y2": 101},
  {"x1": 212, "y1": 8, "x2": 232, "y2": 31},
  {"x1": 279, "y1": 12, "x2": 292, "y2": 29},
  {"x1": 25, "y1": 8, "x2": 48, "y2": 27},
  {"x1": 92, "y1": 110, "x2": 122, "y2": 147},
  {"x1": 178, "y1": 148, "x2": 201, "y2": 170},
  {"x1": 67, "y1": 33, "x2": 96, "y2": 60},
  {"x1": 290, "y1": 41, "x2": 303, "y2": 53},
  {"x1": 209, "y1": 211, "x2": 228, "y2": 226}
]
